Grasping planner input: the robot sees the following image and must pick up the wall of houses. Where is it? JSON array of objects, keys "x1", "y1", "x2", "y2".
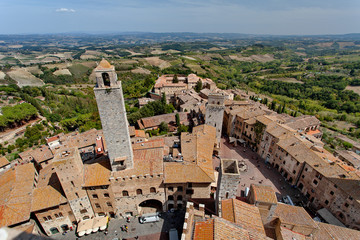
[
  {"x1": 34, "y1": 203, "x2": 75, "y2": 236},
  {"x1": 110, "y1": 174, "x2": 165, "y2": 216},
  {"x1": 164, "y1": 182, "x2": 211, "y2": 210},
  {"x1": 296, "y1": 163, "x2": 360, "y2": 229},
  {"x1": 85, "y1": 185, "x2": 116, "y2": 217}
]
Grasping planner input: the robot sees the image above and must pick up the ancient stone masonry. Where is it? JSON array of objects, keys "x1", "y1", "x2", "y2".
[
  {"x1": 94, "y1": 59, "x2": 133, "y2": 171},
  {"x1": 205, "y1": 93, "x2": 225, "y2": 148},
  {"x1": 216, "y1": 159, "x2": 240, "y2": 216}
]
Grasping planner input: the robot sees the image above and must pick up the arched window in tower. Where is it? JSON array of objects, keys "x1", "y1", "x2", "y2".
[{"x1": 102, "y1": 72, "x2": 110, "y2": 87}]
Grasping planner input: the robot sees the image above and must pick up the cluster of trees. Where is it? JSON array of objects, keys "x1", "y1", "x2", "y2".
[
  {"x1": 127, "y1": 96, "x2": 175, "y2": 126},
  {"x1": 121, "y1": 72, "x2": 156, "y2": 98},
  {"x1": 0, "y1": 103, "x2": 38, "y2": 131},
  {"x1": 249, "y1": 75, "x2": 360, "y2": 113}
]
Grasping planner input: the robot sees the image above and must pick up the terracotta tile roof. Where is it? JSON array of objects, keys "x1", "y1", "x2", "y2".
[
  {"x1": 182, "y1": 125, "x2": 216, "y2": 180},
  {"x1": 46, "y1": 133, "x2": 64, "y2": 143},
  {"x1": 113, "y1": 140, "x2": 165, "y2": 178},
  {"x1": 314, "y1": 222, "x2": 360, "y2": 240},
  {"x1": 96, "y1": 59, "x2": 113, "y2": 70},
  {"x1": 279, "y1": 226, "x2": 307, "y2": 240},
  {"x1": 19, "y1": 145, "x2": 53, "y2": 164},
  {"x1": 164, "y1": 162, "x2": 213, "y2": 183},
  {"x1": 165, "y1": 125, "x2": 216, "y2": 184},
  {"x1": 128, "y1": 126, "x2": 135, "y2": 137},
  {"x1": 135, "y1": 130, "x2": 146, "y2": 138},
  {"x1": 274, "y1": 203, "x2": 318, "y2": 229},
  {"x1": 250, "y1": 184, "x2": 277, "y2": 204},
  {"x1": 214, "y1": 217, "x2": 251, "y2": 240},
  {"x1": 285, "y1": 115, "x2": 320, "y2": 131},
  {"x1": 265, "y1": 122, "x2": 296, "y2": 139},
  {"x1": 0, "y1": 163, "x2": 35, "y2": 227},
  {"x1": 137, "y1": 112, "x2": 189, "y2": 129},
  {"x1": 83, "y1": 158, "x2": 111, "y2": 187},
  {"x1": 221, "y1": 199, "x2": 266, "y2": 238},
  {"x1": 31, "y1": 164, "x2": 67, "y2": 212},
  {"x1": 64, "y1": 128, "x2": 102, "y2": 149},
  {"x1": 336, "y1": 150, "x2": 360, "y2": 168},
  {"x1": 0, "y1": 156, "x2": 9, "y2": 168},
  {"x1": 194, "y1": 219, "x2": 214, "y2": 240},
  {"x1": 32, "y1": 185, "x2": 67, "y2": 212}
]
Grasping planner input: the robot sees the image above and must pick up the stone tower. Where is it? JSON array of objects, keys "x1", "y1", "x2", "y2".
[
  {"x1": 205, "y1": 93, "x2": 225, "y2": 148},
  {"x1": 94, "y1": 59, "x2": 133, "y2": 171}
]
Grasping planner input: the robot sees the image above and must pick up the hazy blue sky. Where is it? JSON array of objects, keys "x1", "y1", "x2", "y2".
[{"x1": 1, "y1": 0, "x2": 359, "y2": 35}]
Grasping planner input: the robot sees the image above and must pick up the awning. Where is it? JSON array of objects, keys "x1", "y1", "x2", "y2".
[
  {"x1": 93, "y1": 216, "x2": 108, "y2": 232},
  {"x1": 77, "y1": 219, "x2": 94, "y2": 235},
  {"x1": 77, "y1": 216, "x2": 108, "y2": 236},
  {"x1": 237, "y1": 139, "x2": 246, "y2": 144},
  {"x1": 317, "y1": 208, "x2": 346, "y2": 227},
  {"x1": 229, "y1": 137, "x2": 236, "y2": 143}
]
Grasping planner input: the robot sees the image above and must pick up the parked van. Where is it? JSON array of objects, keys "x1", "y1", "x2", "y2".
[{"x1": 139, "y1": 214, "x2": 160, "y2": 224}]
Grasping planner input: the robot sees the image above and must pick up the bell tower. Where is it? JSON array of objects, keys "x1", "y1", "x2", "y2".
[{"x1": 94, "y1": 59, "x2": 133, "y2": 171}]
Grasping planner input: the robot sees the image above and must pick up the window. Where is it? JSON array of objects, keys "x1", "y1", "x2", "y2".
[
  {"x1": 188, "y1": 183, "x2": 192, "y2": 188},
  {"x1": 55, "y1": 214, "x2": 59, "y2": 218},
  {"x1": 83, "y1": 216, "x2": 90, "y2": 220},
  {"x1": 349, "y1": 196, "x2": 353, "y2": 201},
  {"x1": 293, "y1": 170, "x2": 296, "y2": 174},
  {"x1": 136, "y1": 189, "x2": 143, "y2": 195},
  {"x1": 80, "y1": 209, "x2": 88, "y2": 214},
  {"x1": 302, "y1": 175, "x2": 305, "y2": 179},
  {"x1": 47, "y1": 216, "x2": 52, "y2": 221},
  {"x1": 313, "y1": 179, "x2": 318, "y2": 185},
  {"x1": 107, "y1": 202, "x2": 112, "y2": 207},
  {"x1": 102, "y1": 73, "x2": 110, "y2": 86},
  {"x1": 325, "y1": 200, "x2": 329, "y2": 205},
  {"x1": 345, "y1": 203, "x2": 349, "y2": 208},
  {"x1": 75, "y1": 192, "x2": 79, "y2": 198},
  {"x1": 177, "y1": 195, "x2": 183, "y2": 201},
  {"x1": 122, "y1": 191, "x2": 129, "y2": 196},
  {"x1": 101, "y1": 186, "x2": 109, "y2": 190},
  {"x1": 330, "y1": 191, "x2": 334, "y2": 195},
  {"x1": 177, "y1": 186, "x2": 183, "y2": 192},
  {"x1": 59, "y1": 212, "x2": 63, "y2": 217},
  {"x1": 71, "y1": 181, "x2": 75, "y2": 187},
  {"x1": 334, "y1": 184, "x2": 338, "y2": 188},
  {"x1": 104, "y1": 193, "x2": 110, "y2": 198},
  {"x1": 95, "y1": 203, "x2": 100, "y2": 208},
  {"x1": 296, "y1": 162, "x2": 300, "y2": 166},
  {"x1": 150, "y1": 187, "x2": 156, "y2": 193},
  {"x1": 186, "y1": 189, "x2": 194, "y2": 195},
  {"x1": 168, "y1": 187, "x2": 174, "y2": 191},
  {"x1": 168, "y1": 195, "x2": 174, "y2": 201},
  {"x1": 92, "y1": 194, "x2": 98, "y2": 199},
  {"x1": 43, "y1": 217, "x2": 48, "y2": 222}
]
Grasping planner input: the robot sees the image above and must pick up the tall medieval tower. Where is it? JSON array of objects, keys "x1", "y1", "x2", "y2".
[
  {"x1": 205, "y1": 93, "x2": 225, "y2": 148},
  {"x1": 94, "y1": 59, "x2": 133, "y2": 171}
]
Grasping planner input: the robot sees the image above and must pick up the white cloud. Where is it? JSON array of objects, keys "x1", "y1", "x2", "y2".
[{"x1": 56, "y1": 8, "x2": 76, "y2": 13}]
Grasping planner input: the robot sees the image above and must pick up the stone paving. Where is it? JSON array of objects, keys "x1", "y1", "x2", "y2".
[
  {"x1": 218, "y1": 137, "x2": 306, "y2": 205},
  {"x1": 51, "y1": 211, "x2": 184, "y2": 240}
]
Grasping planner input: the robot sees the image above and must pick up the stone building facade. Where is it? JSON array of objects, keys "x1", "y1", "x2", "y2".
[
  {"x1": 205, "y1": 93, "x2": 225, "y2": 148},
  {"x1": 94, "y1": 59, "x2": 133, "y2": 171},
  {"x1": 52, "y1": 147, "x2": 94, "y2": 222},
  {"x1": 216, "y1": 159, "x2": 240, "y2": 216},
  {"x1": 33, "y1": 203, "x2": 75, "y2": 235}
]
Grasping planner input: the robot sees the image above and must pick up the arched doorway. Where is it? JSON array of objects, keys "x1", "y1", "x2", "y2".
[{"x1": 139, "y1": 199, "x2": 163, "y2": 214}]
